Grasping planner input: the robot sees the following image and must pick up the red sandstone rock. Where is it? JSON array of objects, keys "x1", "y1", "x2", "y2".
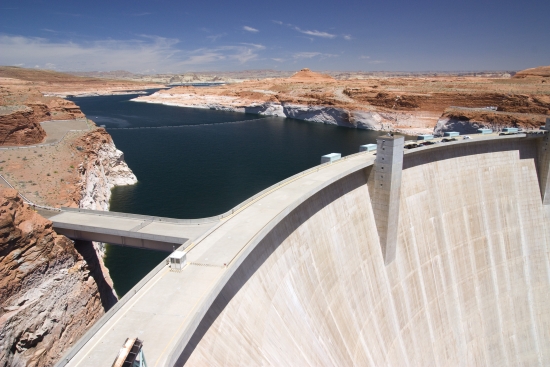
[
  {"x1": 0, "y1": 188, "x2": 117, "y2": 367},
  {"x1": 0, "y1": 84, "x2": 85, "y2": 146}
]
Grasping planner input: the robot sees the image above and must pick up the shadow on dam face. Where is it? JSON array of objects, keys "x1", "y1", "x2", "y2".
[
  {"x1": 178, "y1": 137, "x2": 550, "y2": 366},
  {"x1": 176, "y1": 170, "x2": 368, "y2": 366}
]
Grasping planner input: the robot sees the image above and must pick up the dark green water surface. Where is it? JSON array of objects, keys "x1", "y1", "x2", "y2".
[{"x1": 70, "y1": 91, "x2": 391, "y2": 296}]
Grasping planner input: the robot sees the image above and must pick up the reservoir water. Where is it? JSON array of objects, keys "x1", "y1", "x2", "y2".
[{"x1": 69, "y1": 92, "x2": 392, "y2": 296}]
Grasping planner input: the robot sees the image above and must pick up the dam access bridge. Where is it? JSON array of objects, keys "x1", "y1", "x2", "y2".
[{"x1": 54, "y1": 129, "x2": 550, "y2": 367}]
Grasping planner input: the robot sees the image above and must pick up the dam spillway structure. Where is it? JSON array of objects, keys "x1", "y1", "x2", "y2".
[{"x1": 58, "y1": 131, "x2": 550, "y2": 367}]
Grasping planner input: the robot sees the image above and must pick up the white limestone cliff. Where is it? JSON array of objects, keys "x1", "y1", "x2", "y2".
[
  {"x1": 76, "y1": 129, "x2": 137, "y2": 258},
  {"x1": 78, "y1": 133, "x2": 137, "y2": 211},
  {"x1": 131, "y1": 92, "x2": 435, "y2": 135}
]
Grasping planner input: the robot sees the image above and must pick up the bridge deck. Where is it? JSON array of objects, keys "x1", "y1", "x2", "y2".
[{"x1": 51, "y1": 210, "x2": 218, "y2": 252}]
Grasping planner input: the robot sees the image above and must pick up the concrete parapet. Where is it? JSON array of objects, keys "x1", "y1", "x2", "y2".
[
  {"x1": 417, "y1": 134, "x2": 434, "y2": 140},
  {"x1": 372, "y1": 135, "x2": 404, "y2": 264},
  {"x1": 359, "y1": 144, "x2": 377, "y2": 152},
  {"x1": 537, "y1": 133, "x2": 550, "y2": 205},
  {"x1": 444, "y1": 131, "x2": 460, "y2": 137},
  {"x1": 321, "y1": 153, "x2": 341, "y2": 164}
]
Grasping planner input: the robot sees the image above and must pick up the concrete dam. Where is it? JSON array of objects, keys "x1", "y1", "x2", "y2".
[{"x1": 58, "y1": 132, "x2": 550, "y2": 367}]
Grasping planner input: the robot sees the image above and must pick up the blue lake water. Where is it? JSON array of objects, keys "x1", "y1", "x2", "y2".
[{"x1": 69, "y1": 92, "x2": 392, "y2": 296}]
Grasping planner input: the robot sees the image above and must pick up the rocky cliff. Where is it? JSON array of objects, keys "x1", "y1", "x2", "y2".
[
  {"x1": 76, "y1": 129, "x2": 137, "y2": 212},
  {"x1": 0, "y1": 105, "x2": 46, "y2": 145},
  {"x1": 0, "y1": 84, "x2": 84, "y2": 146},
  {"x1": 75, "y1": 129, "x2": 137, "y2": 259},
  {"x1": 433, "y1": 107, "x2": 548, "y2": 136},
  {"x1": 0, "y1": 188, "x2": 117, "y2": 367}
]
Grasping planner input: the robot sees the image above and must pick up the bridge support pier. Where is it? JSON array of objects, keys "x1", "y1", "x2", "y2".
[
  {"x1": 537, "y1": 133, "x2": 550, "y2": 205},
  {"x1": 372, "y1": 135, "x2": 404, "y2": 264}
]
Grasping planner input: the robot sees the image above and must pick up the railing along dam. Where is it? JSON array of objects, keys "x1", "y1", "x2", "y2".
[{"x1": 57, "y1": 131, "x2": 550, "y2": 367}]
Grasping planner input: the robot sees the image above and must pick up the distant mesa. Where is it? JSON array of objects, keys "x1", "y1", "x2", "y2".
[
  {"x1": 513, "y1": 65, "x2": 550, "y2": 79},
  {"x1": 289, "y1": 68, "x2": 336, "y2": 82}
]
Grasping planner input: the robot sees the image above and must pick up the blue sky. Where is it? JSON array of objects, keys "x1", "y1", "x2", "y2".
[{"x1": 1, "y1": 0, "x2": 548, "y2": 73}]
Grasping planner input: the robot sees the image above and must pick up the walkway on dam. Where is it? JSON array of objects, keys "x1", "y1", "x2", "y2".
[
  {"x1": 50, "y1": 209, "x2": 219, "y2": 252},
  {"x1": 56, "y1": 131, "x2": 547, "y2": 367}
]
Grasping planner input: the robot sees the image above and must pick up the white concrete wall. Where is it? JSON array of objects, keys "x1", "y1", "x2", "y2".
[{"x1": 182, "y1": 139, "x2": 550, "y2": 366}]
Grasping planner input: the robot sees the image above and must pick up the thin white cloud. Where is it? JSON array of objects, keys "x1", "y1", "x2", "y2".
[
  {"x1": 272, "y1": 21, "x2": 340, "y2": 39},
  {"x1": 272, "y1": 58, "x2": 285, "y2": 62},
  {"x1": 293, "y1": 52, "x2": 321, "y2": 59},
  {"x1": 293, "y1": 52, "x2": 338, "y2": 59},
  {"x1": 295, "y1": 28, "x2": 336, "y2": 39},
  {"x1": 130, "y1": 12, "x2": 152, "y2": 17},
  {"x1": 0, "y1": 35, "x2": 266, "y2": 72},
  {"x1": 343, "y1": 34, "x2": 353, "y2": 40},
  {"x1": 360, "y1": 55, "x2": 371, "y2": 59},
  {"x1": 240, "y1": 43, "x2": 265, "y2": 49},
  {"x1": 207, "y1": 33, "x2": 226, "y2": 42},
  {"x1": 243, "y1": 26, "x2": 259, "y2": 33}
]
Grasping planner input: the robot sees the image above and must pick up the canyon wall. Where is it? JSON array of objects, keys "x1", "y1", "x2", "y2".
[
  {"x1": 133, "y1": 97, "x2": 395, "y2": 131},
  {"x1": 182, "y1": 138, "x2": 550, "y2": 366},
  {"x1": 76, "y1": 129, "x2": 137, "y2": 212},
  {"x1": 0, "y1": 106, "x2": 46, "y2": 145},
  {"x1": 0, "y1": 127, "x2": 137, "y2": 366},
  {"x1": 433, "y1": 108, "x2": 548, "y2": 136},
  {"x1": 0, "y1": 85, "x2": 84, "y2": 146},
  {"x1": 0, "y1": 188, "x2": 117, "y2": 367},
  {"x1": 75, "y1": 129, "x2": 137, "y2": 258}
]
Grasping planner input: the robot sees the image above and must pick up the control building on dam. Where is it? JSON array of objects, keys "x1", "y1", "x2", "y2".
[{"x1": 56, "y1": 131, "x2": 550, "y2": 367}]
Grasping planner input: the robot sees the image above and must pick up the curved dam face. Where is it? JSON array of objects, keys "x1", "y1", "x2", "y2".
[{"x1": 181, "y1": 138, "x2": 550, "y2": 366}]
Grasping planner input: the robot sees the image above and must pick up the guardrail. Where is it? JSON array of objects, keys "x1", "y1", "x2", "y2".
[
  {"x1": 0, "y1": 173, "x2": 61, "y2": 212},
  {"x1": 104, "y1": 117, "x2": 269, "y2": 130},
  {"x1": 0, "y1": 129, "x2": 81, "y2": 150},
  {"x1": 52, "y1": 222, "x2": 187, "y2": 245}
]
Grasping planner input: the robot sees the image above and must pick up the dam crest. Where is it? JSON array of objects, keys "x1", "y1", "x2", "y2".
[{"x1": 58, "y1": 132, "x2": 550, "y2": 367}]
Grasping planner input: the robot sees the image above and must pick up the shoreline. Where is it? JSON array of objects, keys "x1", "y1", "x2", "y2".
[
  {"x1": 131, "y1": 96, "x2": 434, "y2": 136},
  {"x1": 44, "y1": 87, "x2": 168, "y2": 99}
]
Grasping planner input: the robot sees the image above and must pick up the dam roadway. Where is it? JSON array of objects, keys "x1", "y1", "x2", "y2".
[{"x1": 57, "y1": 131, "x2": 550, "y2": 366}]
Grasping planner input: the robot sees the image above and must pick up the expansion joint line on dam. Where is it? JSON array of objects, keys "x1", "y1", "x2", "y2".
[{"x1": 105, "y1": 117, "x2": 269, "y2": 130}]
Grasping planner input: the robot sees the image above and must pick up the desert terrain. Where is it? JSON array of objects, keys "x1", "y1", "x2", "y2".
[
  {"x1": 67, "y1": 68, "x2": 516, "y2": 85},
  {"x1": 0, "y1": 68, "x2": 145, "y2": 210},
  {"x1": 0, "y1": 66, "x2": 161, "y2": 97},
  {"x1": 135, "y1": 67, "x2": 550, "y2": 135}
]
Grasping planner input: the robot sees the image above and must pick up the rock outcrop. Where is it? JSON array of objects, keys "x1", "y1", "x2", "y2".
[
  {"x1": 0, "y1": 106, "x2": 46, "y2": 145},
  {"x1": 513, "y1": 65, "x2": 550, "y2": 79},
  {"x1": 73, "y1": 129, "x2": 137, "y2": 259},
  {"x1": 433, "y1": 107, "x2": 547, "y2": 136},
  {"x1": 288, "y1": 68, "x2": 336, "y2": 83},
  {"x1": 0, "y1": 188, "x2": 117, "y2": 367},
  {"x1": 0, "y1": 84, "x2": 85, "y2": 146},
  {"x1": 76, "y1": 129, "x2": 137, "y2": 212}
]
